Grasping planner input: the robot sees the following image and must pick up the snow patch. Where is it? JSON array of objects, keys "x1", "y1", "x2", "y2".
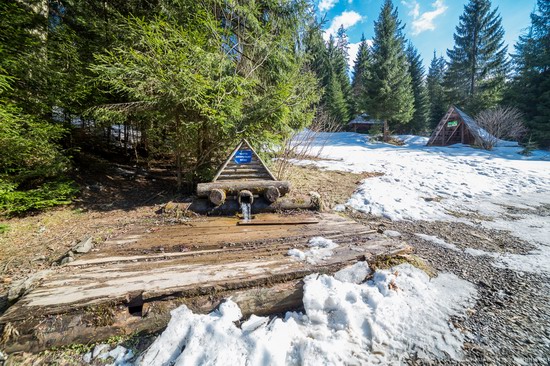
[
  {"x1": 287, "y1": 237, "x2": 339, "y2": 264},
  {"x1": 415, "y1": 233, "x2": 461, "y2": 251},
  {"x1": 291, "y1": 132, "x2": 550, "y2": 274},
  {"x1": 138, "y1": 263, "x2": 476, "y2": 365}
]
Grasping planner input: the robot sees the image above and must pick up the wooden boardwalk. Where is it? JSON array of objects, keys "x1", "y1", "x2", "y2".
[{"x1": 1, "y1": 213, "x2": 410, "y2": 353}]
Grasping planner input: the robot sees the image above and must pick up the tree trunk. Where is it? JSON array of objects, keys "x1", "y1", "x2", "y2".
[
  {"x1": 175, "y1": 113, "x2": 182, "y2": 190},
  {"x1": 383, "y1": 120, "x2": 389, "y2": 142}
]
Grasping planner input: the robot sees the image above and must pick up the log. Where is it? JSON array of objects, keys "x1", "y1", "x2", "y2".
[
  {"x1": 187, "y1": 194, "x2": 319, "y2": 215},
  {"x1": 209, "y1": 189, "x2": 226, "y2": 206},
  {"x1": 197, "y1": 180, "x2": 290, "y2": 198},
  {"x1": 264, "y1": 186, "x2": 281, "y2": 203}
]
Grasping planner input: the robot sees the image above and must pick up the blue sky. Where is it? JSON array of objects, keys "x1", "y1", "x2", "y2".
[{"x1": 317, "y1": 0, "x2": 536, "y2": 70}]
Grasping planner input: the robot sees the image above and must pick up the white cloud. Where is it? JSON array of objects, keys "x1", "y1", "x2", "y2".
[
  {"x1": 319, "y1": 0, "x2": 338, "y2": 12},
  {"x1": 323, "y1": 11, "x2": 363, "y2": 41},
  {"x1": 409, "y1": 0, "x2": 448, "y2": 36},
  {"x1": 402, "y1": 0, "x2": 420, "y2": 18}
]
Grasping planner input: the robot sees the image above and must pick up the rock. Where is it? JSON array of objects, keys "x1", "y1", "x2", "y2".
[
  {"x1": 60, "y1": 255, "x2": 74, "y2": 265},
  {"x1": 107, "y1": 346, "x2": 133, "y2": 363},
  {"x1": 384, "y1": 230, "x2": 402, "y2": 238},
  {"x1": 7, "y1": 270, "x2": 52, "y2": 302},
  {"x1": 33, "y1": 255, "x2": 46, "y2": 262},
  {"x1": 82, "y1": 351, "x2": 92, "y2": 363},
  {"x1": 92, "y1": 343, "x2": 110, "y2": 359},
  {"x1": 73, "y1": 236, "x2": 93, "y2": 254}
]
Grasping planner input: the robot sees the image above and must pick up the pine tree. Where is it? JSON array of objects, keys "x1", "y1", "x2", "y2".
[
  {"x1": 508, "y1": 0, "x2": 550, "y2": 147},
  {"x1": 406, "y1": 42, "x2": 429, "y2": 133},
  {"x1": 334, "y1": 26, "x2": 353, "y2": 122},
  {"x1": 351, "y1": 34, "x2": 370, "y2": 115},
  {"x1": 366, "y1": 0, "x2": 414, "y2": 137},
  {"x1": 427, "y1": 52, "x2": 448, "y2": 129},
  {"x1": 326, "y1": 35, "x2": 350, "y2": 123},
  {"x1": 445, "y1": 0, "x2": 508, "y2": 113}
]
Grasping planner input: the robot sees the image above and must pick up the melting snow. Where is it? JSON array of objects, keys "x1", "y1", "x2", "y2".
[
  {"x1": 287, "y1": 236, "x2": 339, "y2": 264},
  {"x1": 292, "y1": 132, "x2": 550, "y2": 274},
  {"x1": 137, "y1": 263, "x2": 476, "y2": 366}
]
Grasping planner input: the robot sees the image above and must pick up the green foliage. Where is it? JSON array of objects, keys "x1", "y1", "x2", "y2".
[
  {"x1": 92, "y1": 0, "x2": 319, "y2": 185},
  {"x1": 519, "y1": 137, "x2": 538, "y2": 156},
  {"x1": 351, "y1": 34, "x2": 371, "y2": 116},
  {"x1": 406, "y1": 43, "x2": 429, "y2": 133},
  {"x1": 0, "y1": 77, "x2": 74, "y2": 216},
  {"x1": 508, "y1": 0, "x2": 550, "y2": 147},
  {"x1": 0, "y1": 180, "x2": 76, "y2": 216},
  {"x1": 445, "y1": 0, "x2": 509, "y2": 113},
  {"x1": 365, "y1": 0, "x2": 414, "y2": 130},
  {"x1": 0, "y1": 223, "x2": 9, "y2": 234},
  {"x1": 427, "y1": 53, "x2": 448, "y2": 129}
]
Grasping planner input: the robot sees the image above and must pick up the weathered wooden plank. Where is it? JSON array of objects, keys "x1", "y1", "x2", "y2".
[
  {"x1": 0, "y1": 213, "x2": 412, "y2": 353},
  {"x1": 237, "y1": 219, "x2": 320, "y2": 226}
]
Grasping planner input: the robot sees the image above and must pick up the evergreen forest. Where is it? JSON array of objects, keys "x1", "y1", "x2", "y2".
[{"x1": 1, "y1": 0, "x2": 549, "y2": 215}]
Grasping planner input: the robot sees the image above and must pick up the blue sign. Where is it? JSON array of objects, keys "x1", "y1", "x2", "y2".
[{"x1": 234, "y1": 150, "x2": 253, "y2": 164}]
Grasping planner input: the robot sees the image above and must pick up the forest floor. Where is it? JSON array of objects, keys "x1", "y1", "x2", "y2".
[
  {"x1": 1, "y1": 134, "x2": 550, "y2": 365},
  {"x1": 0, "y1": 153, "x2": 374, "y2": 314}
]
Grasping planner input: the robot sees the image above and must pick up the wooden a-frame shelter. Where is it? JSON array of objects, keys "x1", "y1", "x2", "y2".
[
  {"x1": 427, "y1": 105, "x2": 494, "y2": 146},
  {"x1": 212, "y1": 139, "x2": 276, "y2": 182},
  {"x1": 196, "y1": 139, "x2": 290, "y2": 206}
]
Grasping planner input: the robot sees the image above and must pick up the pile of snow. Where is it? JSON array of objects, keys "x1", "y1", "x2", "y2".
[
  {"x1": 138, "y1": 263, "x2": 476, "y2": 366},
  {"x1": 287, "y1": 236, "x2": 339, "y2": 264}
]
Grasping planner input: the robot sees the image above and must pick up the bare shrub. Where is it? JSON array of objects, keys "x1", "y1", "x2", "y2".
[
  {"x1": 475, "y1": 106, "x2": 527, "y2": 150},
  {"x1": 273, "y1": 108, "x2": 342, "y2": 180}
]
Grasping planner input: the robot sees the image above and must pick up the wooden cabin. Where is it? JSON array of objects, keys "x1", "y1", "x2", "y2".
[
  {"x1": 427, "y1": 105, "x2": 494, "y2": 146},
  {"x1": 348, "y1": 114, "x2": 384, "y2": 133}
]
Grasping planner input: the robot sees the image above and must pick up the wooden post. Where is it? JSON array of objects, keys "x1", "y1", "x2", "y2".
[
  {"x1": 264, "y1": 186, "x2": 281, "y2": 203},
  {"x1": 209, "y1": 189, "x2": 226, "y2": 206}
]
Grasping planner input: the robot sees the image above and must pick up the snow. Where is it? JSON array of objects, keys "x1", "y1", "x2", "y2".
[
  {"x1": 415, "y1": 233, "x2": 461, "y2": 252},
  {"x1": 287, "y1": 236, "x2": 339, "y2": 264},
  {"x1": 129, "y1": 131, "x2": 548, "y2": 364},
  {"x1": 138, "y1": 263, "x2": 476, "y2": 366},
  {"x1": 291, "y1": 132, "x2": 550, "y2": 274}
]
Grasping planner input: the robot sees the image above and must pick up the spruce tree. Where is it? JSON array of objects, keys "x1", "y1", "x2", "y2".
[
  {"x1": 326, "y1": 35, "x2": 350, "y2": 123},
  {"x1": 508, "y1": 0, "x2": 550, "y2": 147},
  {"x1": 351, "y1": 34, "x2": 370, "y2": 116},
  {"x1": 366, "y1": 0, "x2": 414, "y2": 137},
  {"x1": 427, "y1": 52, "x2": 448, "y2": 129},
  {"x1": 406, "y1": 42, "x2": 429, "y2": 133},
  {"x1": 445, "y1": 0, "x2": 508, "y2": 113},
  {"x1": 334, "y1": 26, "x2": 353, "y2": 122}
]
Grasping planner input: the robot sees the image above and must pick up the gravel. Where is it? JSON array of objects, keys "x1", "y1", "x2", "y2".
[{"x1": 352, "y1": 212, "x2": 550, "y2": 366}]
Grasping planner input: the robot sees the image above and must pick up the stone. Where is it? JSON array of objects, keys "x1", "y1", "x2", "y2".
[
  {"x1": 92, "y1": 343, "x2": 110, "y2": 359},
  {"x1": 60, "y1": 256, "x2": 75, "y2": 265},
  {"x1": 384, "y1": 230, "x2": 402, "y2": 238},
  {"x1": 73, "y1": 236, "x2": 93, "y2": 254},
  {"x1": 82, "y1": 351, "x2": 92, "y2": 363}
]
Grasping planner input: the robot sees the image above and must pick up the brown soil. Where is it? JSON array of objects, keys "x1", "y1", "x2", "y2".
[
  {"x1": 0, "y1": 157, "x2": 382, "y2": 312},
  {"x1": 284, "y1": 164, "x2": 383, "y2": 211}
]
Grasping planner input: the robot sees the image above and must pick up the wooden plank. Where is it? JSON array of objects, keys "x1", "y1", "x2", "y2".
[
  {"x1": 0, "y1": 213, "x2": 412, "y2": 353},
  {"x1": 237, "y1": 219, "x2": 320, "y2": 226},
  {"x1": 212, "y1": 140, "x2": 243, "y2": 182}
]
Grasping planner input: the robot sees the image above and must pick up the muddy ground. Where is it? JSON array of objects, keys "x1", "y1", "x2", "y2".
[{"x1": 1, "y1": 155, "x2": 549, "y2": 365}]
